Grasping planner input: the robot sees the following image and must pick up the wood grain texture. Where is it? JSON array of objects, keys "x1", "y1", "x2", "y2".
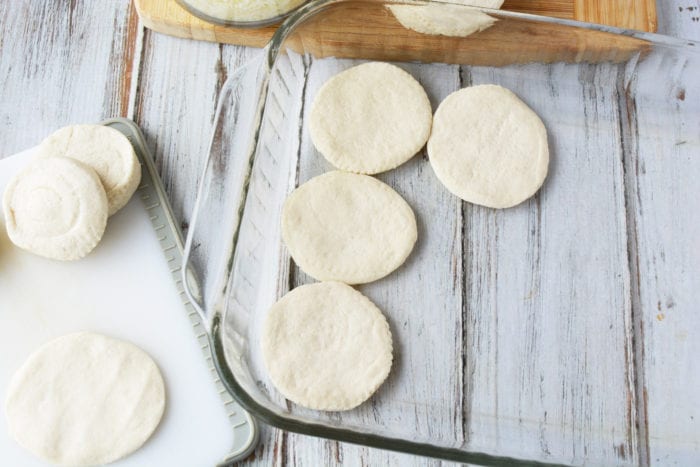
[
  {"x1": 461, "y1": 62, "x2": 642, "y2": 464},
  {"x1": 573, "y1": 0, "x2": 657, "y2": 31},
  {"x1": 621, "y1": 50, "x2": 700, "y2": 465},
  {"x1": 1, "y1": 1, "x2": 699, "y2": 466},
  {"x1": 131, "y1": 27, "x2": 259, "y2": 234},
  {"x1": 0, "y1": 1, "x2": 135, "y2": 155},
  {"x1": 278, "y1": 3, "x2": 650, "y2": 66},
  {"x1": 134, "y1": 0, "x2": 658, "y2": 55}
]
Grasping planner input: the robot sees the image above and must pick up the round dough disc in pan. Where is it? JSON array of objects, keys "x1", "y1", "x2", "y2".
[
  {"x1": 37, "y1": 124, "x2": 141, "y2": 215},
  {"x1": 309, "y1": 62, "x2": 432, "y2": 174},
  {"x1": 281, "y1": 170, "x2": 417, "y2": 285},
  {"x1": 2, "y1": 156, "x2": 108, "y2": 261},
  {"x1": 4, "y1": 332, "x2": 166, "y2": 466},
  {"x1": 262, "y1": 281, "x2": 393, "y2": 411},
  {"x1": 428, "y1": 84, "x2": 549, "y2": 209}
]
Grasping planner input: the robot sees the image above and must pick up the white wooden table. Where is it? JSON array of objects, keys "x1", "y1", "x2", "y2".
[{"x1": 1, "y1": 1, "x2": 698, "y2": 466}]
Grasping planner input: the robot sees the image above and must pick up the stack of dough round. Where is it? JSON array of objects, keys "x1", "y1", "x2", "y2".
[
  {"x1": 37, "y1": 124, "x2": 141, "y2": 216},
  {"x1": 309, "y1": 62, "x2": 432, "y2": 174},
  {"x1": 2, "y1": 124, "x2": 142, "y2": 260},
  {"x1": 4, "y1": 332, "x2": 166, "y2": 466}
]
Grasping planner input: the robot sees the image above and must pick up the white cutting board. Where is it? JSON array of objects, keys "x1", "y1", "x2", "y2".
[{"x1": 0, "y1": 148, "x2": 233, "y2": 466}]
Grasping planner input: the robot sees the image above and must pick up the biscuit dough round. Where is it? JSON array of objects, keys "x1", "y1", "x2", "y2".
[
  {"x1": 309, "y1": 62, "x2": 432, "y2": 174},
  {"x1": 389, "y1": 0, "x2": 503, "y2": 38},
  {"x1": 281, "y1": 171, "x2": 417, "y2": 284},
  {"x1": 4, "y1": 332, "x2": 166, "y2": 466},
  {"x1": 428, "y1": 84, "x2": 549, "y2": 208},
  {"x1": 2, "y1": 156, "x2": 108, "y2": 260},
  {"x1": 38, "y1": 124, "x2": 141, "y2": 215},
  {"x1": 262, "y1": 282, "x2": 393, "y2": 411}
]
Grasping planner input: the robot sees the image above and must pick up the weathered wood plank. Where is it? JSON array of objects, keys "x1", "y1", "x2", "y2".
[
  {"x1": 623, "y1": 49, "x2": 700, "y2": 465},
  {"x1": 0, "y1": 1, "x2": 135, "y2": 154},
  {"x1": 134, "y1": 0, "x2": 658, "y2": 52},
  {"x1": 131, "y1": 29, "x2": 259, "y2": 233},
  {"x1": 460, "y1": 62, "x2": 640, "y2": 465},
  {"x1": 284, "y1": 433, "x2": 446, "y2": 466},
  {"x1": 657, "y1": 0, "x2": 700, "y2": 41}
]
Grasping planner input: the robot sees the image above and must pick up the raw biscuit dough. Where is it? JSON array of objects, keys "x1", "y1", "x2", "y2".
[
  {"x1": 428, "y1": 84, "x2": 549, "y2": 208},
  {"x1": 38, "y1": 124, "x2": 141, "y2": 215},
  {"x1": 281, "y1": 171, "x2": 417, "y2": 284},
  {"x1": 2, "y1": 156, "x2": 108, "y2": 260},
  {"x1": 389, "y1": 0, "x2": 503, "y2": 37},
  {"x1": 4, "y1": 332, "x2": 166, "y2": 466},
  {"x1": 309, "y1": 62, "x2": 432, "y2": 174},
  {"x1": 262, "y1": 281, "x2": 393, "y2": 411}
]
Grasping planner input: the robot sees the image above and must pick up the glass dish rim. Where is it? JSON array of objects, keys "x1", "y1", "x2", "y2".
[
  {"x1": 175, "y1": 0, "x2": 303, "y2": 28},
  {"x1": 182, "y1": 1, "x2": 700, "y2": 464}
]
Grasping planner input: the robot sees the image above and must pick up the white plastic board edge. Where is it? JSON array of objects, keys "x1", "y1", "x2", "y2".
[{"x1": 103, "y1": 117, "x2": 259, "y2": 465}]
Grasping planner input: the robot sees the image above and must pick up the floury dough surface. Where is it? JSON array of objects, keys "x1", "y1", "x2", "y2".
[
  {"x1": 428, "y1": 84, "x2": 549, "y2": 209},
  {"x1": 281, "y1": 171, "x2": 417, "y2": 284},
  {"x1": 389, "y1": 0, "x2": 503, "y2": 37},
  {"x1": 262, "y1": 282, "x2": 393, "y2": 411},
  {"x1": 4, "y1": 332, "x2": 166, "y2": 466},
  {"x1": 2, "y1": 156, "x2": 108, "y2": 261},
  {"x1": 309, "y1": 62, "x2": 432, "y2": 174},
  {"x1": 181, "y1": 0, "x2": 307, "y2": 22},
  {"x1": 37, "y1": 124, "x2": 141, "y2": 216}
]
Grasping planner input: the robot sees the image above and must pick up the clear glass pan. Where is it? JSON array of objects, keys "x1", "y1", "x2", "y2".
[{"x1": 183, "y1": 1, "x2": 700, "y2": 464}]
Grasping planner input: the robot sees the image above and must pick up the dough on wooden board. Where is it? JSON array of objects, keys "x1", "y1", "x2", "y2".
[
  {"x1": 428, "y1": 84, "x2": 549, "y2": 208},
  {"x1": 2, "y1": 156, "x2": 108, "y2": 260},
  {"x1": 309, "y1": 62, "x2": 432, "y2": 174},
  {"x1": 389, "y1": 0, "x2": 503, "y2": 38},
  {"x1": 4, "y1": 332, "x2": 166, "y2": 466},
  {"x1": 37, "y1": 124, "x2": 141, "y2": 215},
  {"x1": 281, "y1": 171, "x2": 417, "y2": 284},
  {"x1": 262, "y1": 281, "x2": 393, "y2": 411}
]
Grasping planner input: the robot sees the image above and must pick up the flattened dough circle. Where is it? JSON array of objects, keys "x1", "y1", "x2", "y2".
[
  {"x1": 389, "y1": 0, "x2": 503, "y2": 38},
  {"x1": 281, "y1": 171, "x2": 417, "y2": 284},
  {"x1": 427, "y1": 85, "x2": 549, "y2": 208},
  {"x1": 38, "y1": 124, "x2": 141, "y2": 215},
  {"x1": 4, "y1": 332, "x2": 166, "y2": 466},
  {"x1": 262, "y1": 281, "x2": 393, "y2": 411},
  {"x1": 2, "y1": 156, "x2": 108, "y2": 260},
  {"x1": 309, "y1": 62, "x2": 432, "y2": 174}
]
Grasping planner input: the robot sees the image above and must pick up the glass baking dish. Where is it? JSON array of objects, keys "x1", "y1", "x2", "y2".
[{"x1": 182, "y1": 1, "x2": 700, "y2": 465}]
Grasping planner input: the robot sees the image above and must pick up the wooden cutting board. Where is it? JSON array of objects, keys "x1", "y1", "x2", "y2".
[{"x1": 135, "y1": 0, "x2": 657, "y2": 48}]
